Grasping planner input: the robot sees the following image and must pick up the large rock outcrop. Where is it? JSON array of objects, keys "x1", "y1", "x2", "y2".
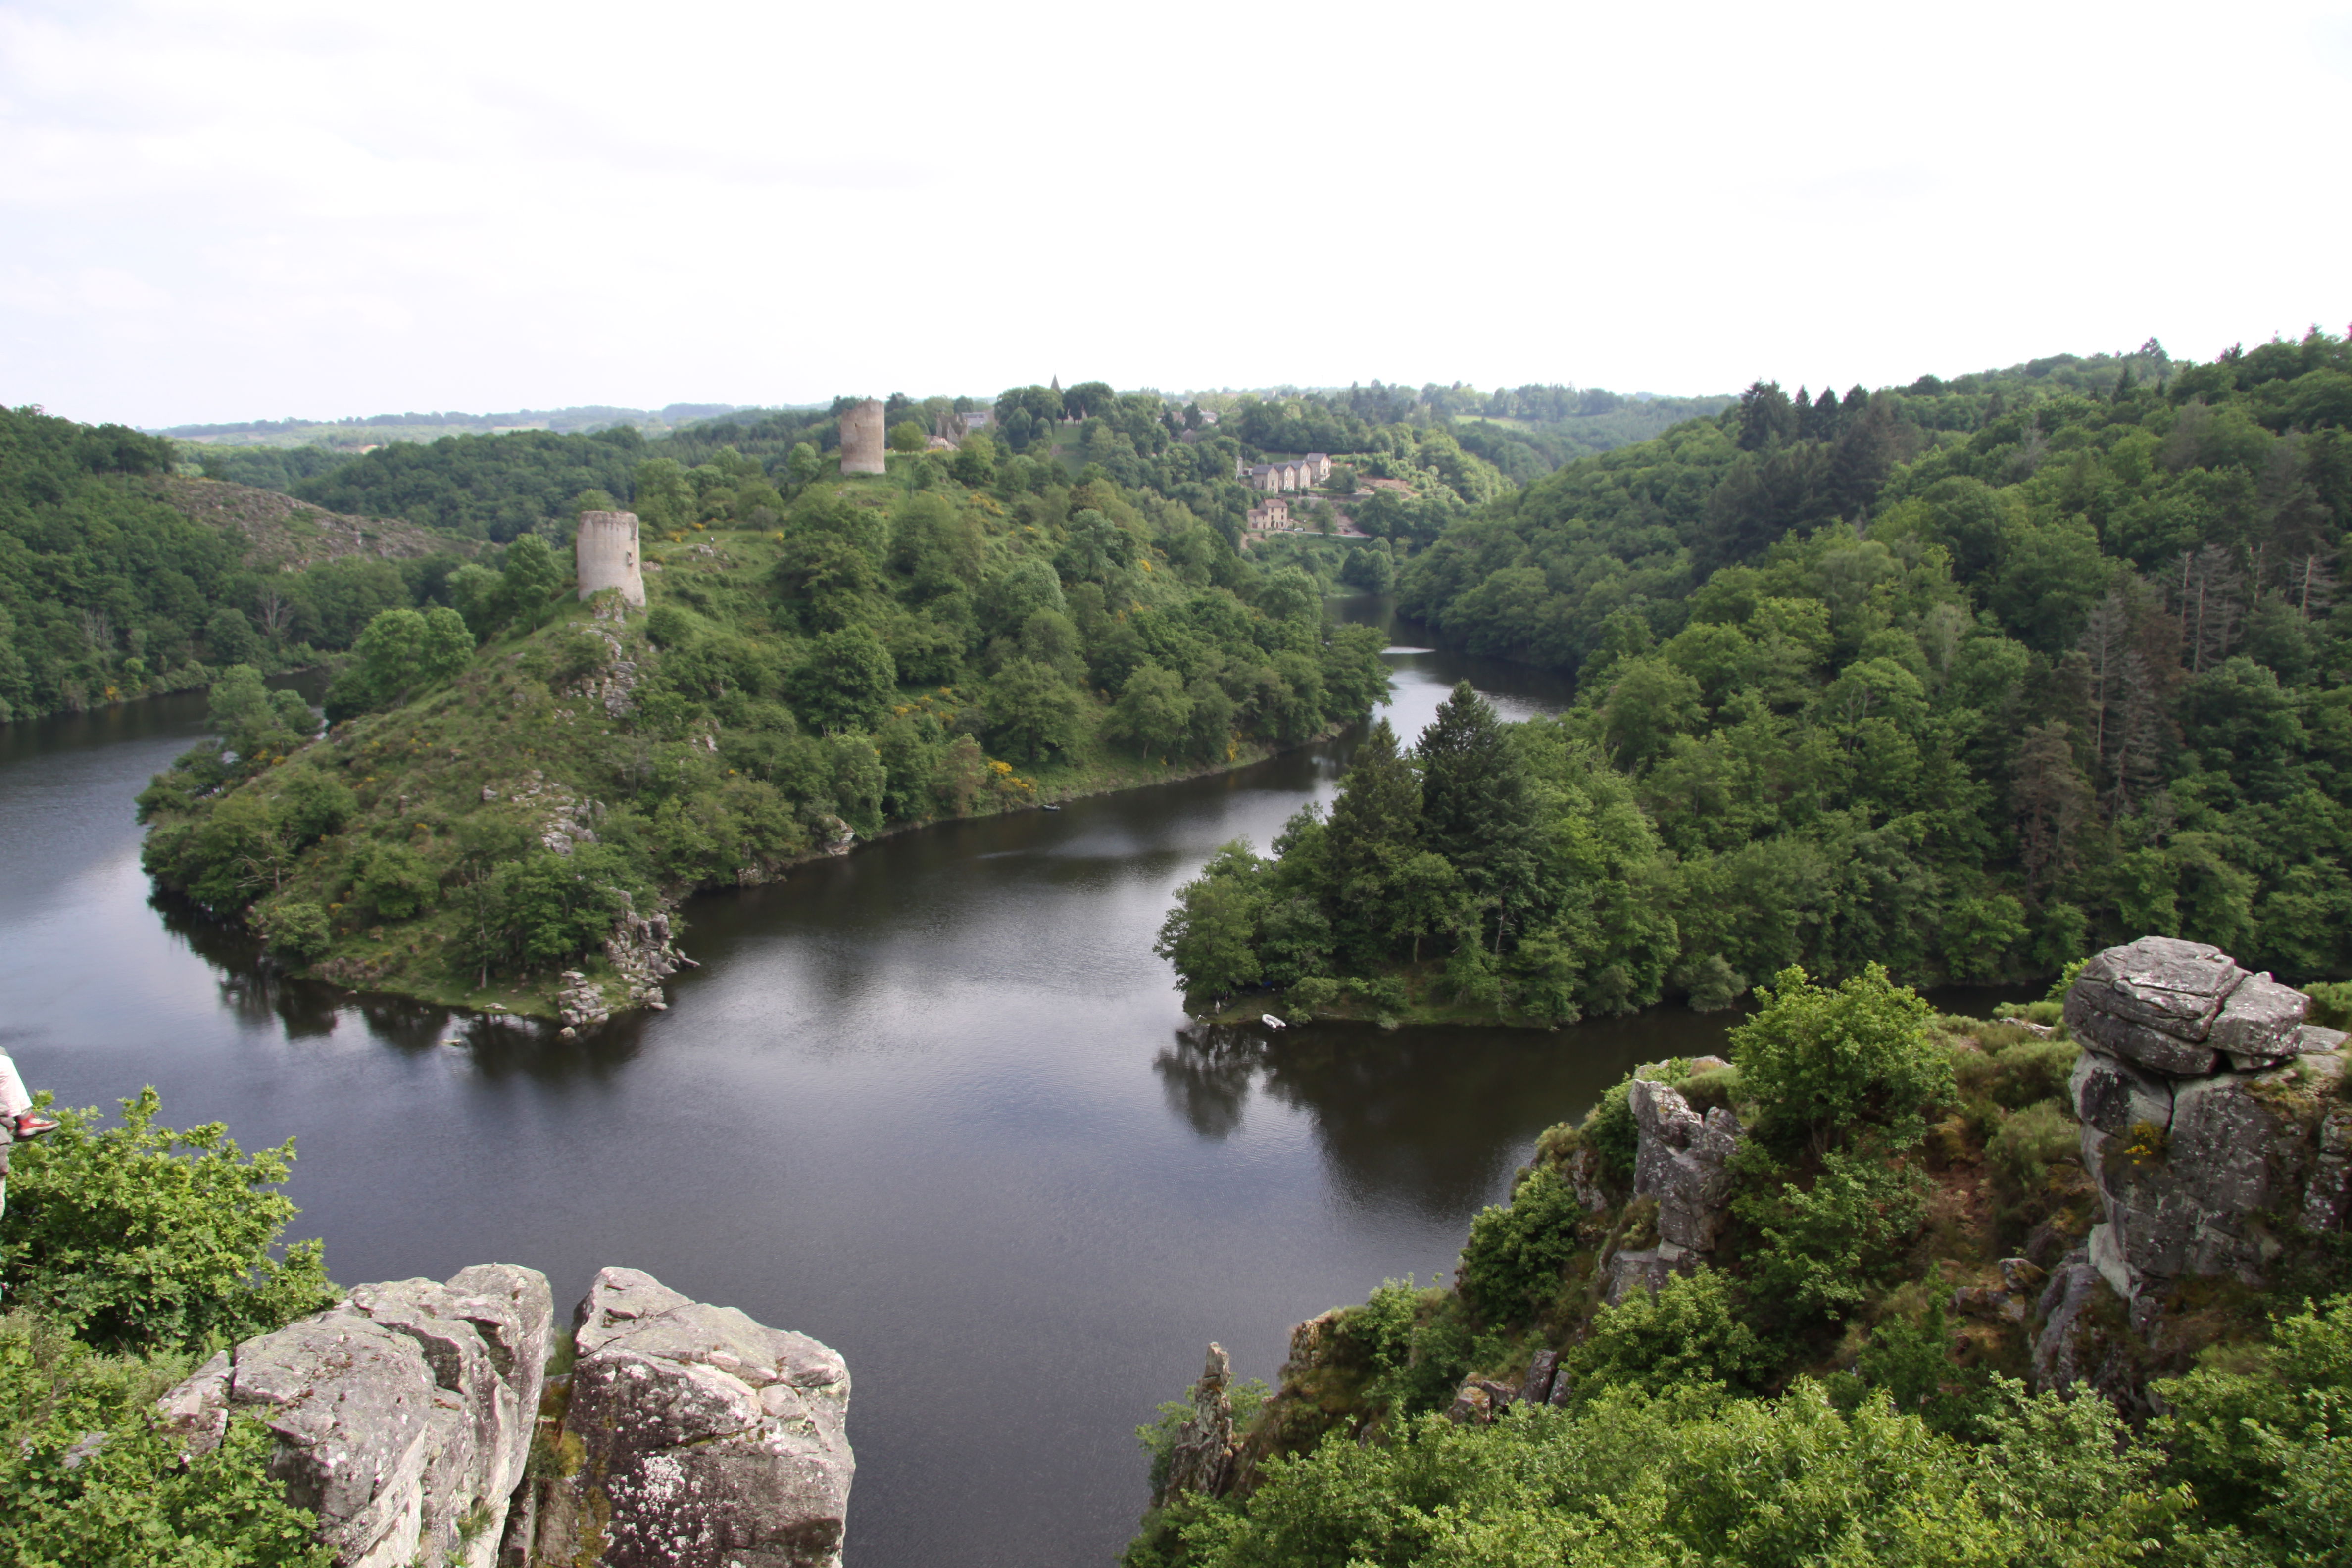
[
  {"x1": 158, "y1": 1265, "x2": 554, "y2": 1568},
  {"x1": 1604, "y1": 1074, "x2": 1743, "y2": 1302},
  {"x1": 527, "y1": 1267, "x2": 854, "y2": 1568},
  {"x1": 2044, "y1": 937, "x2": 2349, "y2": 1372},
  {"x1": 1158, "y1": 1344, "x2": 1240, "y2": 1503}
]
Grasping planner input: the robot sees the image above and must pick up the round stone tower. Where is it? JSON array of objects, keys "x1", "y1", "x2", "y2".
[
  {"x1": 838, "y1": 399, "x2": 887, "y2": 475},
  {"x1": 575, "y1": 510, "x2": 647, "y2": 607}
]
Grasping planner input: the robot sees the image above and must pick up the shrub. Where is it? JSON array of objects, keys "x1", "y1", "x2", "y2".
[
  {"x1": 258, "y1": 898, "x2": 332, "y2": 961},
  {"x1": 1581, "y1": 1077, "x2": 1641, "y2": 1186},
  {"x1": 0, "y1": 1089, "x2": 337, "y2": 1353},
  {"x1": 0, "y1": 1313, "x2": 334, "y2": 1568},
  {"x1": 1458, "y1": 1168, "x2": 1586, "y2": 1325},
  {"x1": 1736, "y1": 1152, "x2": 1931, "y2": 1324},
  {"x1": 1731, "y1": 964, "x2": 1951, "y2": 1153},
  {"x1": 1828, "y1": 1300, "x2": 1997, "y2": 1437},
  {"x1": 1566, "y1": 1266, "x2": 1776, "y2": 1395},
  {"x1": 353, "y1": 843, "x2": 439, "y2": 921},
  {"x1": 1986, "y1": 1100, "x2": 2080, "y2": 1204}
]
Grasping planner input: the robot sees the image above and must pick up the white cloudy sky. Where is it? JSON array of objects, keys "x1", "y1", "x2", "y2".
[{"x1": 4, "y1": 0, "x2": 2349, "y2": 427}]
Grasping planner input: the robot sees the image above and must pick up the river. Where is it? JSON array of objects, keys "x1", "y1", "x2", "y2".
[{"x1": 0, "y1": 600, "x2": 1754, "y2": 1566}]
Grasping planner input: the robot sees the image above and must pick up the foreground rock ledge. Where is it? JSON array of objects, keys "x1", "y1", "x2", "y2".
[
  {"x1": 158, "y1": 1266, "x2": 853, "y2": 1568},
  {"x1": 159, "y1": 1264, "x2": 554, "y2": 1568},
  {"x1": 523, "y1": 1267, "x2": 855, "y2": 1568}
]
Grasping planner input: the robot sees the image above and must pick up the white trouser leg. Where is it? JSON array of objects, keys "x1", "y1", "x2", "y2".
[{"x1": 0, "y1": 1052, "x2": 31, "y2": 1120}]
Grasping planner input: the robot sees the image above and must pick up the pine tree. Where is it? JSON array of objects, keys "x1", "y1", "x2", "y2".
[
  {"x1": 1417, "y1": 683, "x2": 1540, "y2": 947},
  {"x1": 1322, "y1": 719, "x2": 1421, "y2": 959},
  {"x1": 2011, "y1": 721, "x2": 2092, "y2": 892}
]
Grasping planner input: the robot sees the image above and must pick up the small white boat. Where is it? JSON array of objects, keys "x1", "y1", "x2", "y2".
[{"x1": 1261, "y1": 1013, "x2": 1287, "y2": 1030}]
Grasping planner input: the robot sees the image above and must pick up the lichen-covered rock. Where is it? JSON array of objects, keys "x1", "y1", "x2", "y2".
[
  {"x1": 2075, "y1": 936, "x2": 2245, "y2": 1036},
  {"x1": 2064, "y1": 999, "x2": 2220, "y2": 1076},
  {"x1": 2031, "y1": 1247, "x2": 2138, "y2": 1403},
  {"x1": 157, "y1": 1265, "x2": 552, "y2": 1568},
  {"x1": 2069, "y1": 1050, "x2": 2172, "y2": 1138},
  {"x1": 1627, "y1": 1078, "x2": 1741, "y2": 1253},
  {"x1": 2062, "y1": 941, "x2": 2348, "y2": 1331},
  {"x1": 532, "y1": 1268, "x2": 853, "y2": 1568},
  {"x1": 1160, "y1": 1344, "x2": 1240, "y2": 1502}
]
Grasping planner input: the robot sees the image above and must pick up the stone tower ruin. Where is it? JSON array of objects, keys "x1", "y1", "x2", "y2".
[
  {"x1": 575, "y1": 510, "x2": 647, "y2": 607},
  {"x1": 838, "y1": 399, "x2": 887, "y2": 475}
]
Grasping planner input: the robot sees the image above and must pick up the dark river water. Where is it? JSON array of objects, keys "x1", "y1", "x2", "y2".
[{"x1": 0, "y1": 600, "x2": 1761, "y2": 1566}]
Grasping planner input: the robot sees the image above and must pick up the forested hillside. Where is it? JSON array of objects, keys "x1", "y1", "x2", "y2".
[
  {"x1": 0, "y1": 407, "x2": 476, "y2": 724},
  {"x1": 1158, "y1": 335, "x2": 2352, "y2": 1022},
  {"x1": 135, "y1": 442, "x2": 1391, "y2": 1018}
]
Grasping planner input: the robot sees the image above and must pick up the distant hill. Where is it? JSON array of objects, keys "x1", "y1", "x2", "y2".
[{"x1": 151, "y1": 404, "x2": 761, "y2": 450}]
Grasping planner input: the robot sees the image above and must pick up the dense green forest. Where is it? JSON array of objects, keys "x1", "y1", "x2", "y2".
[
  {"x1": 0, "y1": 407, "x2": 486, "y2": 724},
  {"x1": 181, "y1": 380, "x2": 1715, "y2": 551},
  {"x1": 1127, "y1": 973, "x2": 2352, "y2": 1568},
  {"x1": 1159, "y1": 334, "x2": 2352, "y2": 1020},
  {"x1": 134, "y1": 439, "x2": 1392, "y2": 1015}
]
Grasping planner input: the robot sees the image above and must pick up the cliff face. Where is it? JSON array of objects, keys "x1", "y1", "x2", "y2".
[
  {"x1": 158, "y1": 1264, "x2": 554, "y2": 1568},
  {"x1": 158, "y1": 1266, "x2": 854, "y2": 1568},
  {"x1": 2038, "y1": 937, "x2": 2351, "y2": 1395}
]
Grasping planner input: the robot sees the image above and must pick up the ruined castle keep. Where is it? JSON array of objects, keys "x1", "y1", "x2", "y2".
[
  {"x1": 575, "y1": 510, "x2": 646, "y2": 606},
  {"x1": 839, "y1": 398, "x2": 887, "y2": 475}
]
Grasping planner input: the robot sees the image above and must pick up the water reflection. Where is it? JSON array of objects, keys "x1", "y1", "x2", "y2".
[{"x1": 0, "y1": 598, "x2": 1632, "y2": 1568}]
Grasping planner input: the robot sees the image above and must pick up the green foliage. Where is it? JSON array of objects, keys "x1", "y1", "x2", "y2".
[
  {"x1": 1458, "y1": 1168, "x2": 1586, "y2": 1324},
  {"x1": 2153, "y1": 1292, "x2": 2352, "y2": 1552},
  {"x1": 1566, "y1": 1267, "x2": 1777, "y2": 1395},
  {"x1": 1379, "y1": 335, "x2": 2352, "y2": 992},
  {"x1": 1148, "y1": 1375, "x2": 2201, "y2": 1568},
  {"x1": 1735, "y1": 1152, "x2": 1932, "y2": 1324},
  {"x1": 1828, "y1": 1300, "x2": 1998, "y2": 1437},
  {"x1": 323, "y1": 605, "x2": 473, "y2": 719},
  {"x1": 0, "y1": 1313, "x2": 334, "y2": 1568},
  {"x1": 294, "y1": 426, "x2": 646, "y2": 542},
  {"x1": 1731, "y1": 964, "x2": 1950, "y2": 1152},
  {"x1": 0, "y1": 1089, "x2": 337, "y2": 1353}
]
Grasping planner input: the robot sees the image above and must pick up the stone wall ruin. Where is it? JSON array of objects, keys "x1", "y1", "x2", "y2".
[
  {"x1": 575, "y1": 510, "x2": 646, "y2": 607},
  {"x1": 838, "y1": 399, "x2": 886, "y2": 475}
]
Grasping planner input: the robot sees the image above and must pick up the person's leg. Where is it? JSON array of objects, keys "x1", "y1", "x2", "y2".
[{"x1": 0, "y1": 1052, "x2": 29, "y2": 1121}]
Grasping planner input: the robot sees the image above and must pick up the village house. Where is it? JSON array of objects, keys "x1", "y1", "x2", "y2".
[
  {"x1": 1236, "y1": 453, "x2": 1332, "y2": 493},
  {"x1": 1244, "y1": 496, "x2": 1290, "y2": 533},
  {"x1": 928, "y1": 408, "x2": 995, "y2": 448}
]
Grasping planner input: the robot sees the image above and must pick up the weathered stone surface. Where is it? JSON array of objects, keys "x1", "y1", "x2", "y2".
[
  {"x1": 157, "y1": 1265, "x2": 553, "y2": 1568},
  {"x1": 2205, "y1": 973, "x2": 2309, "y2": 1055},
  {"x1": 1628, "y1": 1078, "x2": 1742, "y2": 1253},
  {"x1": 837, "y1": 400, "x2": 886, "y2": 476},
  {"x1": 1602, "y1": 1243, "x2": 1692, "y2": 1305},
  {"x1": 2301, "y1": 1106, "x2": 2352, "y2": 1232},
  {"x1": 2032, "y1": 1247, "x2": 2135, "y2": 1402},
  {"x1": 1161, "y1": 1344, "x2": 1238, "y2": 1503},
  {"x1": 2074, "y1": 935, "x2": 2245, "y2": 1037},
  {"x1": 1443, "y1": 1377, "x2": 1518, "y2": 1425},
  {"x1": 2070, "y1": 1049, "x2": 2173, "y2": 1138},
  {"x1": 534, "y1": 1267, "x2": 853, "y2": 1568},
  {"x1": 2064, "y1": 993, "x2": 2220, "y2": 1076},
  {"x1": 1518, "y1": 1350, "x2": 1560, "y2": 1406}
]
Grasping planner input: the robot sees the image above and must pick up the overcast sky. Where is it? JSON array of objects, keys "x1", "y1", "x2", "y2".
[{"x1": 4, "y1": 0, "x2": 2349, "y2": 428}]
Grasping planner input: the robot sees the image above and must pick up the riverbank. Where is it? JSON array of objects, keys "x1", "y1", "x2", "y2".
[{"x1": 300, "y1": 715, "x2": 1358, "y2": 1026}]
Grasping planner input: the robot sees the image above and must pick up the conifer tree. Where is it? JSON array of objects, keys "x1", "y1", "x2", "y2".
[
  {"x1": 1322, "y1": 719, "x2": 1420, "y2": 959},
  {"x1": 1417, "y1": 683, "x2": 1540, "y2": 947}
]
